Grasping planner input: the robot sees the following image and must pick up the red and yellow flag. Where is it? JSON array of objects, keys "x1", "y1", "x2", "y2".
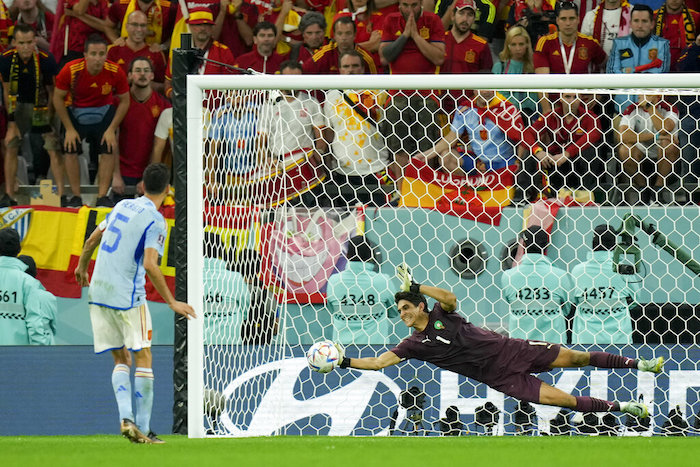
[{"x1": 399, "y1": 159, "x2": 514, "y2": 225}]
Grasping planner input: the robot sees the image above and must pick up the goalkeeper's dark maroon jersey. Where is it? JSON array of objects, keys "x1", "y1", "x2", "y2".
[{"x1": 390, "y1": 303, "x2": 559, "y2": 388}]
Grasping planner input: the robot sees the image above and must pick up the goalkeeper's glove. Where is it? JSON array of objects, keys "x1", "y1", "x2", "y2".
[
  {"x1": 334, "y1": 342, "x2": 351, "y2": 369},
  {"x1": 396, "y1": 263, "x2": 421, "y2": 293}
]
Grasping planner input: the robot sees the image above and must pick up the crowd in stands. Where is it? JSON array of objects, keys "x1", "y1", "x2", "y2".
[{"x1": 0, "y1": 0, "x2": 698, "y2": 209}]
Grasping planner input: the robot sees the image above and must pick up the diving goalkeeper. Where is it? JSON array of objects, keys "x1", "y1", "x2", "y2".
[{"x1": 330, "y1": 265, "x2": 662, "y2": 418}]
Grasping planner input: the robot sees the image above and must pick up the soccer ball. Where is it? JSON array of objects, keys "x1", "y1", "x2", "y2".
[{"x1": 306, "y1": 340, "x2": 339, "y2": 374}]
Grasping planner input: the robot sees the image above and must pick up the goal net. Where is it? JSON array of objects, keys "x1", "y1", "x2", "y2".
[{"x1": 186, "y1": 73, "x2": 700, "y2": 437}]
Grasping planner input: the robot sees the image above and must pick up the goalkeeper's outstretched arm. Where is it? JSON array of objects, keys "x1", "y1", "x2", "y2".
[
  {"x1": 415, "y1": 284, "x2": 457, "y2": 312},
  {"x1": 338, "y1": 350, "x2": 401, "y2": 371},
  {"x1": 396, "y1": 263, "x2": 457, "y2": 312}
]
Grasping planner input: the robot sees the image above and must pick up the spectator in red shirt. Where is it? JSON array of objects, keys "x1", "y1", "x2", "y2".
[
  {"x1": 379, "y1": 0, "x2": 445, "y2": 73},
  {"x1": 441, "y1": 0, "x2": 492, "y2": 112},
  {"x1": 654, "y1": 0, "x2": 700, "y2": 70},
  {"x1": 534, "y1": 1, "x2": 607, "y2": 112},
  {"x1": 214, "y1": 0, "x2": 257, "y2": 58},
  {"x1": 0, "y1": 1, "x2": 13, "y2": 52},
  {"x1": 442, "y1": 0, "x2": 492, "y2": 74},
  {"x1": 378, "y1": 0, "x2": 444, "y2": 166},
  {"x1": 105, "y1": 0, "x2": 177, "y2": 52},
  {"x1": 107, "y1": 10, "x2": 167, "y2": 93},
  {"x1": 534, "y1": 1, "x2": 607, "y2": 74},
  {"x1": 235, "y1": 22, "x2": 287, "y2": 74},
  {"x1": 529, "y1": 93, "x2": 603, "y2": 193},
  {"x1": 304, "y1": 14, "x2": 378, "y2": 73},
  {"x1": 342, "y1": 0, "x2": 385, "y2": 63},
  {"x1": 113, "y1": 56, "x2": 171, "y2": 199},
  {"x1": 9, "y1": 0, "x2": 55, "y2": 51},
  {"x1": 53, "y1": 34, "x2": 130, "y2": 207}
]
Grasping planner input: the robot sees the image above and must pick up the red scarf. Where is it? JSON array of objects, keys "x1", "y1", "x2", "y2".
[{"x1": 593, "y1": 1, "x2": 631, "y2": 43}]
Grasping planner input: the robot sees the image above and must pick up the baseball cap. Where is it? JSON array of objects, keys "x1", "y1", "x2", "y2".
[
  {"x1": 187, "y1": 7, "x2": 215, "y2": 25},
  {"x1": 0, "y1": 227, "x2": 21, "y2": 257},
  {"x1": 455, "y1": 0, "x2": 477, "y2": 11}
]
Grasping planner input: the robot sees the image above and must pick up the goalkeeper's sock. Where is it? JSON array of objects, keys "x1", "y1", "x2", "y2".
[
  {"x1": 575, "y1": 396, "x2": 620, "y2": 413},
  {"x1": 588, "y1": 352, "x2": 637, "y2": 369},
  {"x1": 111, "y1": 364, "x2": 133, "y2": 421},
  {"x1": 134, "y1": 367, "x2": 154, "y2": 434}
]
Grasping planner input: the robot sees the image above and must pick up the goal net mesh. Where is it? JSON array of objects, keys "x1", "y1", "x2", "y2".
[{"x1": 187, "y1": 74, "x2": 700, "y2": 437}]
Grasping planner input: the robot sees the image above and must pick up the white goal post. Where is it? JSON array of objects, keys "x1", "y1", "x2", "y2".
[{"x1": 187, "y1": 73, "x2": 700, "y2": 438}]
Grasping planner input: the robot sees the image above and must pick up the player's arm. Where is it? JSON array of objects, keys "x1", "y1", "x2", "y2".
[
  {"x1": 396, "y1": 263, "x2": 457, "y2": 312},
  {"x1": 143, "y1": 247, "x2": 197, "y2": 319},
  {"x1": 74, "y1": 226, "x2": 104, "y2": 286},
  {"x1": 417, "y1": 284, "x2": 457, "y2": 312},
  {"x1": 340, "y1": 350, "x2": 401, "y2": 370}
]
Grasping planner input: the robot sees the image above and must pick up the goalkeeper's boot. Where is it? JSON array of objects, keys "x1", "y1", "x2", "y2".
[
  {"x1": 120, "y1": 418, "x2": 152, "y2": 444},
  {"x1": 638, "y1": 356, "x2": 665, "y2": 374},
  {"x1": 147, "y1": 431, "x2": 166, "y2": 444},
  {"x1": 620, "y1": 402, "x2": 649, "y2": 419}
]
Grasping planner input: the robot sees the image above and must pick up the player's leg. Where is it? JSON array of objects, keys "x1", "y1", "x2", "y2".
[
  {"x1": 538, "y1": 381, "x2": 648, "y2": 417},
  {"x1": 3, "y1": 136, "x2": 19, "y2": 202},
  {"x1": 43, "y1": 132, "x2": 65, "y2": 199},
  {"x1": 96, "y1": 152, "x2": 115, "y2": 201},
  {"x1": 60, "y1": 118, "x2": 83, "y2": 204},
  {"x1": 549, "y1": 346, "x2": 664, "y2": 373},
  {"x1": 129, "y1": 304, "x2": 163, "y2": 443},
  {"x1": 110, "y1": 346, "x2": 135, "y2": 425},
  {"x1": 133, "y1": 348, "x2": 158, "y2": 440},
  {"x1": 62, "y1": 152, "x2": 82, "y2": 199},
  {"x1": 94, "y1": 109, "x2": 117, "y2": 206}
]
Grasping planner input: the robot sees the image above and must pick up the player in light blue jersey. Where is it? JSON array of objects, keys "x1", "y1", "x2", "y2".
[
  {"x1": 571, "y1": 225, "x2": 641, "y2": 344},
  {"x1": 501, "y1": 226, "x2": 574, "y2": 343},
  {"x1": 75, "y1": 163, "x2": 196, "y2": 444},
  {"x1": 326, "y1": 236, "x2": 399, "y2": 345}
]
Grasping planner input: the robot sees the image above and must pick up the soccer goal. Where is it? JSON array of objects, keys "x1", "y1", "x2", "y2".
[{"x1": 186, "y1": 73, "x2": 700, "y2": 437}]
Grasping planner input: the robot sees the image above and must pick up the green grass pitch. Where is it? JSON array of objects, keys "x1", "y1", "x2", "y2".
[{"x1": 2, "y1": 436, "x2": 700, "y2": 467}]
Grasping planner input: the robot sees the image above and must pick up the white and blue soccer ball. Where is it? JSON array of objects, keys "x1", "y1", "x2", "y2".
[{"x1": 306, "y1": 340, "x2": 339, "y2": 374}]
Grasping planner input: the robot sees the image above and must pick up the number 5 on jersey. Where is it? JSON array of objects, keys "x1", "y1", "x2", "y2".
[{"x1": 101, "y1": 213, "x2": 130, "y2": 253}]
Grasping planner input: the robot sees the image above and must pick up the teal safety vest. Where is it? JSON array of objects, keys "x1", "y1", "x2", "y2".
[{"x1": 501, "y1": 253, "x2": 573, "y2": 343}]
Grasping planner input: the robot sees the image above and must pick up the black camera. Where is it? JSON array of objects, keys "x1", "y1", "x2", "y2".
[
  {"x1": 391, "y1": 386, "x2": 428, "y2": 435},
  {"x1": 400, "y1": 386, "x2": 426, "y2": 413},
  {"x1": 439, "y1": 406, "x2": 463, "y2": 436},
  {"x1": 522, "y1": 9, "x2": 556, "y2": 42},
  {"x1": 475, "y1": 401, "x2": 500, "y2": 433}
]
